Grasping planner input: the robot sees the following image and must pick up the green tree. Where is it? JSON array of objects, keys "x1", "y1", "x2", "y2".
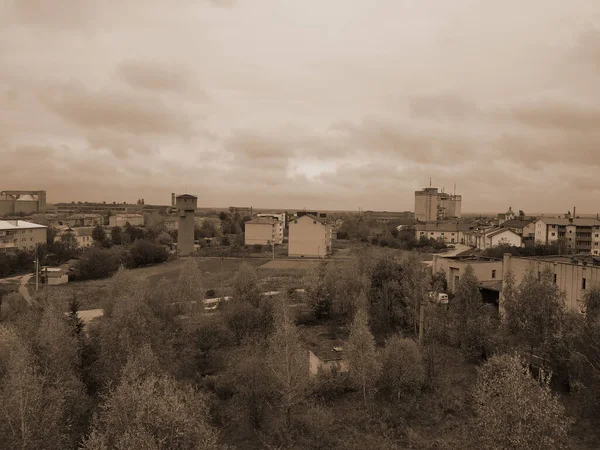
[
  {"x1": 266, "y1": 300, "x2": 308, "y2": 428},
  {"x1": 304, "y1": 262, "x2": 332, "y2": 319},
  {"x1": 91, "y1": 225, "x2": 109, "y2": 247},
  {"x1": 379, "y1": 336, "x2": 424, "y2": 402},
  {"x1": 78, "y1": 248, "x2": 120, "y2": 280},
  {"x1": 156, "y1": 231, "x2": 173, "y2": 246},
  {"x1": 503, "y1": 267, "x2": 565, "y2": 357},
  {"x1": 347, "y1": 307, "x2": 381, "y2": 406},
  {"x1": 451, "y1": 265, "x2": 496, "y2": 359},
  {"x1": 472, "y1": 354, "x2": 571, "y2": 450},
  {"x1": 368, "y1": 255, "x2": 408, "y2": 335},
  {"x1": 232, "y1": 263, "x2": 261, "y2": 306},
  {"x1": 110, "y1": 226, "x2": 122, "y2": 245},
  {"x1": 81, "y1": 350, "x2": 221, "y2": 450}
]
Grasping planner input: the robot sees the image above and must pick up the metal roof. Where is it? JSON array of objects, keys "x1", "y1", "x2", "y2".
[{"x1": 0, "y1": 220, "x2": 47, "y2": 230}]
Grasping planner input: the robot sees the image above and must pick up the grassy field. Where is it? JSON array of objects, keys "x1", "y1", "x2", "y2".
[{"x1": 44, "y1": 256, "x2": 319, "y2": 311}]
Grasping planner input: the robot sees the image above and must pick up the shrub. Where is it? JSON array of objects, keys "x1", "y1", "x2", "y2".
[
  {"x1": 379, "y1": 336, "x2": 425, "y2": 401},
  {"x1": 127, "y1": 239, "x2": 168, "y2": 268},
  {"x1": 77, "y1": 247, "x2": 121, "y2": 281}
]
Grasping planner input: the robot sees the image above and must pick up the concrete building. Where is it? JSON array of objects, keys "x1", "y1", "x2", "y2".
[
  {"x1": 308, "y1": 339, "x2": 348, "y2": 376},
  {"x1": 501, "y1": 253, "x2": 600, "y2": 314},
  {"x1": 432, "y1": 254, "x2": 503, "y2": 293},
  {"x1": 176, "y1": 194, "x2": 197, "y2": 256},
  {"x1": 534, "y1": 217, "x2": 600, "y2": 254},
  {"x1": 41, "y1": 267, "x2": 69, "y2": 286},
  {"x1": 244, "y1": 217, "x2": 284, "y2": 246},
  {"x1": 67, "y1": 214, "x2": 104, "y2": 228},
  {"x1": 0, "y1": 190, "x2": 47, "y2": 216},
  {"x1": 468, "y1": 227, "x2": 522, "y2": 250},
  {"x1": 414, "y1": 222, "x2": 469, "y2": 244},
  {"x1": 55, "y1": 202, "x2": 144, "y2": 215},
  {"x1": 288, "y1": 214, "x2": 332, "y2": 258},
  {"x1": 257, "y1": 212, "x2": 287, "y2": 228},
  {"x1": 414, "y1": 187, "x2": 461, "y2": 222},
  {"x1": 0, "y1": 220, "x2": 48, "y2": 253},
  {"x1": 60, "y1": 227, "x2": 94, "y2": 248},
  {"x1": 109, "y1": 213, "x2": 145, "y2": 228},
  {"x1": 594, "y1": 225, "x2": 600, "y2": 256},
  {"x1": 500, "y1": 219, "x2": 535, "y2": 238}
]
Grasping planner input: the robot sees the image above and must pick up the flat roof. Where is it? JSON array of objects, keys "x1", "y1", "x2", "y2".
[{"x1": 0, "y1": 220, "x2": 47, "y2": 230}]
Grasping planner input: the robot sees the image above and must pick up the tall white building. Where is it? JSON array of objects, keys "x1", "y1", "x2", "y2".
[{"x1": 0, "y1": 220, "x2": 47, "y2": 253}]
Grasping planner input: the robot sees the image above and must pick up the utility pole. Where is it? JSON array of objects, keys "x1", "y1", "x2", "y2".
[
  {"x1": 35, "y1": 252, "x2": 39, "y2": 292},
  {"x1": 418, "y1": 301, "x2": 424, "y2": 344},
  {"x1": 45, "y1": 266, "x2": 49, "y2": 302},
  {"x1": 220, "y1": 252, "x2": 224, "y2": 300}
]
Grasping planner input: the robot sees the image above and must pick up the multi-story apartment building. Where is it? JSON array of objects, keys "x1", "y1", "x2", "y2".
[
  {"x1": 594, "y1": 224, "x2": 600, "y2": 256},
  {"x1": 256, "y1": 213, "x2": 287, "y2": 228},
  {"x1": 244, "y1": 217, "x2": 284, "y2": 246},
  {"x1": 0, "y1": 220, "x2": 47, "y2": 253},
  {"x1": 109, "y1": 213, "x2": 145, "y2": 228},
  {"x1": 288, "y1": 214, "x2": 332, "y2": 258},
  {"x1": 534, "y1": 217, "x2": 600, "y2": 254},
  {"x1": 414, "y1": 187, "x2": 461, "y2": 222},
  {"x1": 414, "y1": 222, "x2": 470, "y2": 244}
]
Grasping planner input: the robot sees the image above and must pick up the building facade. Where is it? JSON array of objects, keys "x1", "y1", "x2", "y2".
[
  {"x1": 67, "y1": 214, "x2": 104, "y2": 228},
  {"x1": 0, "y1": 220, "x2": 47, "y2": 253},
  {"x1": 0, "y1": 190, "x2": 47, "y2": 216},
  {"x1": 109, "y1": 213, "x2": 145, "y2": 228},
  {"x1": 244, "y1": 217, "x2": 283, "y2": 245},
  {"x1": 176, "y1": 194, "x2": 197, "y2": 256},
  {"x1": 414, "y1": 222, "x2": 469, "y2": 244},
  {"x1": 414, "y1": 187, "x2": 461, "y2": 222},
  {"x1": 534, "y1": 217, "x2": 600, "y2": 254},
  {"x1": 288, "y1": 214, "x2": 332, "y2": 258},
  {"x1": 432, "y1": 255, "x2": 503, "y2": 293},
  {"x1": 501, "y1": 254, "x2": 600, "y2": 314},
  {"x1": 468, "y1": 227, "x2": 522, "y2": 250}
]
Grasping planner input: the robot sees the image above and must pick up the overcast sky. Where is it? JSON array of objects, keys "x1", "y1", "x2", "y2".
[{"x1": 1, "y1": 0, "x2": 599, "y2": 213}]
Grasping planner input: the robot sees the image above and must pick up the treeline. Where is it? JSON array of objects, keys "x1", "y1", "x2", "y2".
[
  {"x1": 1, "y1": 251, "x2": 599, "y2": 448},
  {"x1": 482, "y1": 242, "x2": 567, "y2": 259}
]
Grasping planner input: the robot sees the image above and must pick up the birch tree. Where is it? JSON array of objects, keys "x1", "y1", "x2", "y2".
[
  {"x1": 266, "y1": 299, "x2": 308, "y2": 428},
  {"x1": 347, "y1": 307, "x2": 381, "y2": 406}
]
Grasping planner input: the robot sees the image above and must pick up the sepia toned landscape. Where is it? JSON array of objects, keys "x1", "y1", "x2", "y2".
[{"x1": 2, "y1": 0, "x2": 600, "y2": 449}]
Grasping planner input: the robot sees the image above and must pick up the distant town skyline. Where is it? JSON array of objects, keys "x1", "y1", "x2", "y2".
[{"x1": 2, "y1": 0, "x2": 599, "y2": 212}]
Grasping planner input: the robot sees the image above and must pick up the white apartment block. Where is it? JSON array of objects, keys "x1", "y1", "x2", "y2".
[
  {"x1": 244, "y1": 217, "x2": 284, "y2": 246},
  {"x1": 0, "y1": 220, "x2": 47, "y2": 253},
  {"x1": 535, "y1": 217, "x2": 600, "y2": 254},
  {"x1": 288, "y1": 214, "x2": 332, "y2": 258}
]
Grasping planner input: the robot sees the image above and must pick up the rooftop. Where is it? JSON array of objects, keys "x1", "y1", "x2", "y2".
[
  {"x1": 515, "y1": 254, "x2": 600, "y2": 266},
  {"x1": 415, "y1": 222, "x2": 470, "y2": 232},
  {"x1": 538, "y1": 217, "x2": 600, "y2": 227},
  {"x1": 113, "y1": 213, "x2": 143, "y2": 218},
  {"x1": 0, "y1": 220, "x2": 47, "y2": 230},
  {"x1": 501, "y1": 219, "x2": 534, "y2": 229},
  {"x1": 246, "y1": 217, "x2": 279, "y2": 225}
]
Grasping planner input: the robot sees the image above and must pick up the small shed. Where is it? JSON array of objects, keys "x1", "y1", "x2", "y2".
[
  {"x1": 41, "y1": 267, "x2": 69, "y2": 286},
  {"x1": 308, "y1": 338, "x2": 348, "y2": 376}
]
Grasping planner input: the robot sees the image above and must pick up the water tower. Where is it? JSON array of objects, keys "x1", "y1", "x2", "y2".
[{"x1": 176, "y1": 194, "x2": 197, "y2": 256}]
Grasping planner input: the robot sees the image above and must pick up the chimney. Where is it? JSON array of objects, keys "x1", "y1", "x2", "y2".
[{"x1": 573, "y1": 206, "x2": 577, "y2": 219}]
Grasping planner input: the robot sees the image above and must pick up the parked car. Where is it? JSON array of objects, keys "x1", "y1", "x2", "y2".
[{"x1": 428, "y1": 291, "x2": 449, "y2": 304}]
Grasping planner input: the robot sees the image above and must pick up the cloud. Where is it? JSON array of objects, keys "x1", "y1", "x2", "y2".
[
  {"x1": 507, "y1": 100, "x2": 600, "y2": 131},
  {"x1": 38, "y1": 80, "x2": 193, "y2": 137},
  {"x1": 116, "y1": 59, "x2": 198, "y2": 94},
  {"x1": 409, "y1": 93, "x2": 479, "y2": 120}
]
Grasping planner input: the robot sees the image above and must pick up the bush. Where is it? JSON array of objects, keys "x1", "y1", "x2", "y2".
[
  {"x1": 127, "y1": 239, "x2": 168, "y2": 268},
  {"x1": 379, "y1": 336, "x2": 425, "y2": 401},
  {"x1": 77, "y1": 247, "x2": 121, "y2": 280},
  {"x1": 252, "y1": 244, "x2": 263, "y2": 253},
  {"x1": 205, "y1": 289, "x2": 216, "y2": 298}
]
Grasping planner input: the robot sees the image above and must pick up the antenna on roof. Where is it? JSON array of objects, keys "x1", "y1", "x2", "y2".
[
  {"x1": 429, "y1": 177, "x2": 432, "y2": 188},
  {"x1": 454, "y1": 183, "x2": 456, "y2": 196}
]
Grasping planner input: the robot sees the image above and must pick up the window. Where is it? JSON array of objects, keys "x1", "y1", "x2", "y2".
[
  {"x1": 313, "y1": 221, "x2": 316, "y2": 224},
  {"x1": 596, "y1": 234, "x2": 599, "y2": 238},
  {"x1": 492, "y1": 270, "x2": 496, "y2": 279},
  {"x1": 294, "y1": 220, "x2": 297, "y2": 224},
  {"x1": 553, "y1": 274, "x2": 557, "y2": 284},
  {"x1": 551, "y1": 232, "x2": 556, "y2": 236},
  {"x1": 582, "y1": 278, "x2": 587, "y2": 290}
]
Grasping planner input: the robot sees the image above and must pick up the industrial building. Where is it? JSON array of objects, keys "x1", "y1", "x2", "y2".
[
  {"x1": 414, "y1": 186, "x2": 461, "y2": 222},
  {"x1": 288, "y1": 214, "x2": 332, "y2": 258},
  {"x1": 176, "y1": 194, "x2": 197, "y2": 256},
  {"x1": 0, "y1": 190, "x2": 47, "y2": 216},
  {"x1": 66, "y1": 214, "x2": 104, "y2": 228},
  {"x1": 0, "y1": 220, "x2": 48, "y2": 253},
  {"x1": 109, "y1": 213, "x2": 145, "y2": 228},
  {"x1": 244, "y1": 217, "x2": 284, "y2": 246}
]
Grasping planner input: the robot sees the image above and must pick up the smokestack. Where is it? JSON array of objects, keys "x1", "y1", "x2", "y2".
[
  {"x1": 171, "y1": 193, "x2": 175, "y2": 207},
  {"x1": 573, "y1": 206, "x2": 576, "y2": 219}
]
